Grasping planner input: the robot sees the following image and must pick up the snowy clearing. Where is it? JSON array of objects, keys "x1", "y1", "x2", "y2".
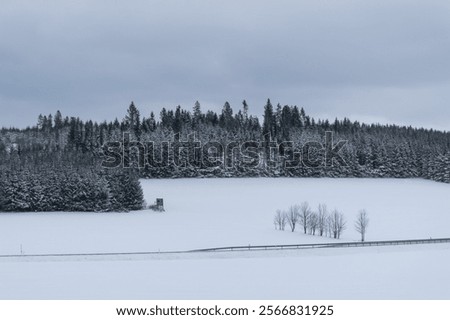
[
  {"x1": 0, "y1": 178, "x2": 449, "y2": 299},
  {"x1": 1, "y1": 178, "x2": 449, "y2": 255}
]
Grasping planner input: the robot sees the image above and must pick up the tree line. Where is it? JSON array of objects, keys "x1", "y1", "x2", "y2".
[
  {"x1": 0, "y1": 99, "x2": 449, "y2": 211},
  {"x1": 2, "y1": 100, "x2": 449, "y2": 183}
]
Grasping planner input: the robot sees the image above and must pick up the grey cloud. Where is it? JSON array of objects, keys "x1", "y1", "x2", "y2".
[{"x1": 0, "y1": 0, "x2": 449, "y2": 130}]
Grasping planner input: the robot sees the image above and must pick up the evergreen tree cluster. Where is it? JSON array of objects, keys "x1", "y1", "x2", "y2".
[
  {"x1": 0, "y1": 98, "x2": 449, "y2": 212},
  {"x1": 0, "y1": 169, "x2": 144, "y2": 212}
]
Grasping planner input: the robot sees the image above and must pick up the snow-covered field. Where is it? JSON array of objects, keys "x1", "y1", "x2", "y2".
[{"x1": 0, "y1": 178, "x2": 449, "y2": 299}]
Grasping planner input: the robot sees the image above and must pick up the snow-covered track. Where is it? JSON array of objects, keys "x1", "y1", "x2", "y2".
[
  {"x1": 1, "y1": 237, "x2": 449, "y2": 260},
  {"x1": 0, "y1": 250, "x2": 186, "y2": 259}
]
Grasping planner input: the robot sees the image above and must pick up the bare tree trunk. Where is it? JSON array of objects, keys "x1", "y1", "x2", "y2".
[
  {"x1": 273, "y1": 209, "x2": 288, "y2": 230},
  {"x1": 355, "y1": 209, "x2": 369, "y2": 242},
  {"x1": 330, "y1": 209, "x2": 346, "y2": 239},
  {"x1": 317, "y1": 203, "x2": 328, "y2": 236},
  {"x1": 287, "y1": 205, "x2": 300, "y2": 232},
  {"x1": 299, "y1": 202, "x2": 311, "y2": 234}
]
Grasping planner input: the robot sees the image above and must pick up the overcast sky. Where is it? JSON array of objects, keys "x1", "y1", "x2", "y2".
[{"x1": 1, "y1": 0, "x2": 449, "y2": 130}]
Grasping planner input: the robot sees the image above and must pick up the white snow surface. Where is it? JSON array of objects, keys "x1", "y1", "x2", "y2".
[{"x1": 0, "y1": 178, "x2": 449, "y2": 299}]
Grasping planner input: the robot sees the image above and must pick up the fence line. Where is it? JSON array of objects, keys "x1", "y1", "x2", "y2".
[
  {"x1": 188, "y1": 237, "x2": 450, "y2": 252},
  {"x1": 1, "y1": 237, "x2": 449, "y2": 259}
]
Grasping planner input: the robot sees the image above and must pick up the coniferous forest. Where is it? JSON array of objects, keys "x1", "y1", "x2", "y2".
[{"x1": 0, "y1": 100, "x2": 449, "y2": 212}]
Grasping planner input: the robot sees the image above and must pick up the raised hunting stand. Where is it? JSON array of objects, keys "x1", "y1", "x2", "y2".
[{"x1": 149, "y1": 198, "x2": 165, "y2": 212}]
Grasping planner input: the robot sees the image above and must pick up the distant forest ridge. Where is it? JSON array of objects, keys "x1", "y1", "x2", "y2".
[{"x1": 0, "y1": 100, "x2": 449, "y2": 212}]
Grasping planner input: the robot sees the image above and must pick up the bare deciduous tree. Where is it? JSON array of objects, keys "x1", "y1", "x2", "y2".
[
  {"x1": 329, "y1": 209, "x2": 346, "y2": 239},
  {"x1": 299, "y1": 202, "x2": 311, "y2": 234},
  {"x1": 355, "y1": 209, "x2": 369, "y2": 242},
  {"x1": 286, "y1": 205, "x2": 300, "y2": 232},
  {"x1": 317, "y1": 203, "x2": 328, "y2": 236},
  {"x1": 273, "y1": 209, "x2": 287, "y2": 230},
  {"x1": 273, "y1": 210, "x2": 280, "y2": 230},
  {"x1": 308, "y1": 211, "x2": 318, "y2": 235}
]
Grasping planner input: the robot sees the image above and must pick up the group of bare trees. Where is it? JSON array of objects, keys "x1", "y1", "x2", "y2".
[{"x1": 274, "y1": 202, "x2": 369, "y2": 241}]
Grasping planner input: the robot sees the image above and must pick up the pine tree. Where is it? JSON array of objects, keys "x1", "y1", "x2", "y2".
[
  {"x1": 262, "y1": 99, "x2": 275, "y2": 139},
  {"x1": 173, "y1": 105, "x2": 183, "y2": 133},
  {"x1": 242, "y1": 100, "x2": 249, "y2": 123},
  {"x1": 54, "y1": 110, "x2": 63, "y2": 130},
  {"x1": 124, "y1": 101, "x2": 142, "y2": 139},
  {"x1": 219, "y1": 102, "x2": 234, "y2": 130},
  {"x1": 193, "y1": 101, "x2": 202, "y2": 129}
]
